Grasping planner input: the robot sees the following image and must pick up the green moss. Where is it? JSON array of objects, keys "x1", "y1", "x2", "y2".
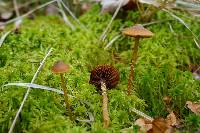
[{"x1": 0, "y1": 5, "x2": 200, "y2": 132}]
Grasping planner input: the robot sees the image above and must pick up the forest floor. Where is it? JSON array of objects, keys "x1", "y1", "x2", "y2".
[{"x1": 0, "y1": 5, "x2": 200, "y2": 133}]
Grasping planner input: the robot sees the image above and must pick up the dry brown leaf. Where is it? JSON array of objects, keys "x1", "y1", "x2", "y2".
[
  {"x1": 186, "y1": 101, "x2": 200, "y2": 116},
  {"x1": 150, "y1": 118, "x2": 173, "y2": 133},
  {"x1": 166, "y1": 112, "x2": 177, "y2": 126},
  {"x1": 135, "y1": 118, "x2": 152, "y2": 132}
]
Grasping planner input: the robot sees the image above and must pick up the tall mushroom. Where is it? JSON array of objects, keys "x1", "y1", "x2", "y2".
[
  {"x1": 89, "y1": 65, "x2": 120, "y2": 128},
  {"x1": 51, "y1": 61, "x2": 73, "y2": 120},
  {"x1": 122, "y1": 24, "x2": 154, "y2": 95}
]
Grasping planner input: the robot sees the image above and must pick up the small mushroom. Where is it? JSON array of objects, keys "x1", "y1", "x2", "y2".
[
  {"x1": 89, "y1": 65, "x2": 120, "y2": 128},
  {"x1": 122, "y1": 24, "x2": 154, "y2": 95},
  {"x1": 51, "y1": 60, "x2": 73, "y2": 120}
]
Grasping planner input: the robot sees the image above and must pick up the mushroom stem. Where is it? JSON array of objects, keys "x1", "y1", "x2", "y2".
[
  {"x1": 60, "y1": 74, "x2": 73, "y2": 120},
  {"x1": 101, "y1": 81, "x2": 110, "y2": 128},
  {"x1": 127, "y1": 37, "x2": 140, "y2": 95}
]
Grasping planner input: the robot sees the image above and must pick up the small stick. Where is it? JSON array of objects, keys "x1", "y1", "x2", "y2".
[{"x1": 99, "y1": 0, "x2": 123, "y2": 42}]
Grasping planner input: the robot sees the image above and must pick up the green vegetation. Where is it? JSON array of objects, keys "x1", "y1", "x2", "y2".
[{"x1": 0, "y1": 5, "x2": 200, "y2": 132}]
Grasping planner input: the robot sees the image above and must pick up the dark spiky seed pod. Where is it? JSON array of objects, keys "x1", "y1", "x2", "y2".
[{"x1": 89, "y1": 65, "x2": 120, "y2": 91}]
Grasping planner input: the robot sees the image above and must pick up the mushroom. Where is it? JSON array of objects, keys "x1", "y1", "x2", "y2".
[
  {"x1": 51, "y1": 60, "x2": 73, "y2": 120},
  {"x1": 89, "y1": 65, "x2": 120, "y2": 128},
  {"x1": 122, "y1": 24, "x2": 154, "y2": 95}
]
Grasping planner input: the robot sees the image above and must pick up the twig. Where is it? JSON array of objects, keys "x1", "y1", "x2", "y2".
[
  {"x1": 56, "y1": 0, "x2": 75, "y2": 30},
  {"x1": 142, "y1": 19, "x2": 173, "y2": 26},
  {"x1": 13, "y1": 0, "x2": 20, "y2": 17},
  {"x1": 194, "y1": 38, "x2": 200, "y2": 50},
  {"x1": 59, "y1": 0, "x2": 86, "y2": 29},
  {"x1": 13, "y1": 0, "x2": 22, "y2": 31},
  {"x1": 7, "y1": 1, "x2": 36, "y2": 13},
  {"x1": 131, "y1": 108, "x2": 154, "y2": 122},
  {"x1": 104, "y1": 34, "x2": 121, "y2": 49},
  {"x1": 8, "y1": 48, "x2": 53, "y2": 133},
  {"x1": 163, "y1": 9, "x2": 199, "y2": 41},
  {"x1": 99, "y1": 0, "x2": 123, "y2": 42},
  {"x1": 0, "y1": 0, "x2": 57, "y2": 27}
]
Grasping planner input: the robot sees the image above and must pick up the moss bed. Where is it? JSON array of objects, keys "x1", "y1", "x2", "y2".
[{"x1": 0, "y1": 5, "x2": 200, "y2": 133}]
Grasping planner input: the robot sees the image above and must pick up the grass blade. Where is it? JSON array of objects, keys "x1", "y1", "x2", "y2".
[
  {"x1": 4, "y1": 83, "x2": 76, "y2": 98},
  {"x1": 0, "y1": 31, "x2": 11, "y2": 47},
  {"x1": 4, "y1": 83, "x2": 63, "y2": 94},
  {"x1": 8, "y1": 48, "x2": 53, "y2": 133},
  {"x1": 104, "y1": 34, "x2": 121, "y2": 49},
  {"x1": 59, "y1": 0, "x2": 86, "y2": 29},
  {"x1": 163, "y1": 9, "x2": 199, "y2": 41},
  {"x1": 194, "y1": 38, "x2": 200, "y2": 49},
  {"x1": 56, "y1": 0, "x2": 75, "y2": 30},
  {"x1": 100, "y1": 0, "x2": 123, "y2": 42}
]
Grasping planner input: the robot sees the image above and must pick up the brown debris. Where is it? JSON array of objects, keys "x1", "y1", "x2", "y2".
[{"x1": 186, "y1": 101, "x2": 200, "y2": 116}]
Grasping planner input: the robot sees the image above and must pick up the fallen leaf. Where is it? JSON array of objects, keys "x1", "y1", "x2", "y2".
[
  {"x1": 151, "y1": 117, "x2": 172, "y2": 133},
  {"x1": 186, "y1": 101, "x2": 200, "y2": 116},
  {"x1": 166, "y1": 112, "x2": 177, "y2": 126},
  {"x1": 135, "y1": 118, "x2": 152, "y2": 132},
  {"x1": 132, "y1": 108, "x2": 174, "y2": 133}
]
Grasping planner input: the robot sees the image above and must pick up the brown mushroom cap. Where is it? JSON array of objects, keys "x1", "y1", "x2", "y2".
[
  {"x1": 122, "y1": 24, "x2": 154, "y2": 38},
  {"x1": 51, "y1": 61, "x2": 70, "y2": 74},
  {"x1": 89, "y1": 65, "x2": 120, "y2": 91}
]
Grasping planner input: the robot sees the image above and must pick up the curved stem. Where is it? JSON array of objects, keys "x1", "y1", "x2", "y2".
[
  {"x1": 127, "y1": 37, "x2": 140, "y2": 95},
  {"x1": 101, "y1": 82, "x2": 110, "y2": 128},
  {"x1": 60, "y1": 74, "x2": 73, "y2": 120}
]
